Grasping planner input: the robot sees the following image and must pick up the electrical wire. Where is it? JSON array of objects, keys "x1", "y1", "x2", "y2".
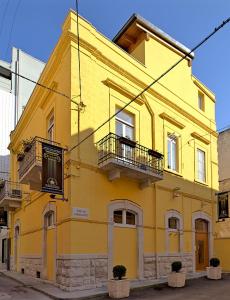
[
  {"x1": 0, "y1": 0, "x2": 10, "y2": 43},
  {"x1": 10, "y1": 69, "x2": 78, "y2": 105},
  {"x1": 69, "y1": 17, "x2": 230, "y2": 152},
  {"x1": 4, "y1": 0, "x2": 22, "y2": 59}
]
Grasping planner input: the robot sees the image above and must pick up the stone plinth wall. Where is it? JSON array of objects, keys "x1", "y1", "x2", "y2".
[
  {"x1": 56, "y1": 255, "x2": 108, "y2": 291},
  {"x1": 158, "y1": 253, "x2": 193, "y2": 277},
  {"x1": 19, "y1": 256, "x2": 42, "y2": 277},
  {"x1": 144, "y1": 255, "x2": 157, "y2": 279}
]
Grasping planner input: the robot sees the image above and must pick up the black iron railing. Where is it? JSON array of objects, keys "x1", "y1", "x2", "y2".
[
  {"x1": 97, "y1": 133, "x2": 164, "y2": 176},
  {"x1": 0, "y1": 181, "x2": 22, "y2": 202},
  {"x1": 18, "y1": 137, "x2": 60, "y2": 180}
]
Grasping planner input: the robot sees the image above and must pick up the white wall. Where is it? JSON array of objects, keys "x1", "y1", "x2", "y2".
[
  {"x1": 0, "y1": 90, "x2": 14, "y2": 179},
  {"x1": 11, "y1": 48, "x2": 45, "y2": 124}
]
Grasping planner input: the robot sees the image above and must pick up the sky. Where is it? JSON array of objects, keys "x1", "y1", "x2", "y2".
[{"x1": 0, "y1": 0, "x2": 229, "y2": 131}]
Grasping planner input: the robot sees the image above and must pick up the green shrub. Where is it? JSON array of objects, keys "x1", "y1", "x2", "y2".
[
  {"x1": 210, "y1": 258, "x2": 220, "y2": 267},
  {"x1": 171, "y1": 261, "x2": 182, "y2": 273},
  {"x1": 113, "y1": 265, "x2": 127, "y2": 280}
]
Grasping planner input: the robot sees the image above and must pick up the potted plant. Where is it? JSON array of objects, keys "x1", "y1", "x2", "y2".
[
  {"x1": 17, "y1": 152, "x2": 25, "y2": 162},
  {"x1": 168, "y1": 261, "x2": 186, "y2": 288},
  {"x1": 207, "y1": 258, "x2": 221, "y2": 280},
  {"x1": 108, "y1": 265, "x2": 130, "y2": 298},
  {"x1": 23, "y1": 138, "x2": 32, "y2": 152}
]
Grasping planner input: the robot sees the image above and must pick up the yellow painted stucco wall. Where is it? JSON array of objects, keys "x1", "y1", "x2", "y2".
[{"x1": 8, "y1": 11, "x2": 218, "y2": 284}]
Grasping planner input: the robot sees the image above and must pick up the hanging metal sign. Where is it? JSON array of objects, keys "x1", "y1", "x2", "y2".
[
  {"x1": 0, "y1": 207, "x2": 7, "y2": 227},
  {"x1": 41, "y1": 142, "x2": 64, "y2": 195}
]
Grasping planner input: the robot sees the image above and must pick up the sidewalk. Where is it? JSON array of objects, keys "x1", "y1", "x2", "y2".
[{"x1": 0, "y1": 270, "x2": 206, "y2": 300}]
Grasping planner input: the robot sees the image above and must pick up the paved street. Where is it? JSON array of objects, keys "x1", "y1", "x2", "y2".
[
  {"x1": 98, "y1": 275, "x2": 230, "y2": 300},
  {"x1": 0, "y1": 273, "x2": 51, "y2": 300}
]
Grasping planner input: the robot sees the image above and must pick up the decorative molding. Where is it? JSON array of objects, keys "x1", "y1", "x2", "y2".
[
  {"x1": 57, "y1": 254, "x2": 107, "y2": 260},
  {"x1": 159, "y1": 112, "x2": 185, "y2": 129},
  {"x1": 192, "y1": 76, "x2": 215, "y2": 102},
  {"x1": 191, "y1": 132, "x2": 210, "y2": 145},
  {"x1": 102, "y1": 78, "x2": 145, "y2": 105}
]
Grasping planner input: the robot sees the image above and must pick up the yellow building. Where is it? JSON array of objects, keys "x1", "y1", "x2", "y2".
[{"x1": 0, "y1": 11, "x2": 219, "y2": 290}]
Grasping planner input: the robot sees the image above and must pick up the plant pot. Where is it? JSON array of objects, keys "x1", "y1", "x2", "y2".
[
  {"x1": 168, "y1": 272, "x2": 186, "y2": 288},
  {"x1": 207, "y1": 266, "x2": 222, "y2": 280},
  {"x1": 108, "y1": 279, "x2": 130, "y2": 298},
  {"x1": 118, "y1": 137, "x2": 136, "y2": 148}
]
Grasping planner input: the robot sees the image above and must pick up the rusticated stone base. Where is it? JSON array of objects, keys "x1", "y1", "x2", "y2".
[
  {"x1": 158, "y1": 253, "x2": 193, "y2": 277},
  {"x1": 144, "y1": 253, "x2": 193, "y2": 279},
  {"x1": 56, "y1": 255, "x2": 108, "y2": 291},
  {"x1": 144, "y1": 255, "x2": 157, "y2": 279},
  {"x1": 19, "y1": 256, "x2": 42, "y2": 277}
]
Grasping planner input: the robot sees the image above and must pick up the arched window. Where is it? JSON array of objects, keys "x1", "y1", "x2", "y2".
[
  {"x1": 168, "y1": 217, "x2": 179, "y2": 230},
  {"x1": 165, "y1": 210, "x2": 183, "y2": 253},
  {"x1": 113, "y1": 209, "x2": 136, "y2": 226},
  {"x1": 45, "y1": 211, "x2": 54, "y2": 228}
]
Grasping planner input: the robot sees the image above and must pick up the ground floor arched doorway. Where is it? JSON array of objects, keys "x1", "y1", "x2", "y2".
[
  {"x1": 195, "y1": 218, "x2": 209, "y2": 271},
  {"x1": 108, "y1": 200, "x2": 144, "y2": 280}
]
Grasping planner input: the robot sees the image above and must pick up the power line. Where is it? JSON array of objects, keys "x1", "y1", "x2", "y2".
[
  {"x1": 69, "y1": 17, "x2": 230, "y2": 152},
  {"x1": 10, "y1": 69, "x2": 78, "y2": 105},
  {"x1": 5, "y1": 0, "x2": 22, "y2": 59},
  {"x1": 0, "y1": 0, "x2": 10, "y2": 46}
]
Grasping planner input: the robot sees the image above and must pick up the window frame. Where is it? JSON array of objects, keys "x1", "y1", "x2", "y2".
[
  {"x1": 218, "y1": 192, "x2": 229, "y2": 219},
  {"x1": 113, "y1": 209, "x2": 136, "y2": 228},
  {"x1": 168, "y1": 217, "x2": 179, "y2": 231},
  {"x1": 198, "y1": 92, "x2": 205, "y2": 111},
  {"x1": 46, "y1": 211, "x2": 55, "y2": 229},
  {"x1": 47, "y1": 111, "x2": 55, "y2": 142},
  {"x1": 167, "y1": 134, "x2": 178, "y2": 172},
  {"x1": 197, "y1": 148, "x2": 206, "y2": 183},
  {"x1": 115, "y1": 107, "x2": 135, "y2": 140}
]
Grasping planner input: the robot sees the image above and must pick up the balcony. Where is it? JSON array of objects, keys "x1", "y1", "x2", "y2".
[
  {"x1": 18, "y1": 137, "x2": 61, "y2": 191},
  {"x1": 0, "y1": 181, "x2": 23, "y2": 209},
  {"x1": 97, "y1": 133, "x2": 164, "y2": 188}
]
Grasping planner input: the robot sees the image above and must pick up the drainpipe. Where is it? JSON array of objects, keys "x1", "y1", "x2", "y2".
[{"x1": 154, "y1": 183, "x2": 159, "y2": 278}]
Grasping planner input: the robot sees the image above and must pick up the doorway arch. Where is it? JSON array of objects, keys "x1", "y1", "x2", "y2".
[
  {"x1": 42, "y1": 203, "x2": 57, "y2": 281},
  {"x1": 192, "y1": 211, "x2": 213, "y2": 272},
  {"x1": 14, "y1": 220, "x2": 20, "y2": 272},
  {"x1": 108, "y1": 200, "x2": 143, "y2": 279}
]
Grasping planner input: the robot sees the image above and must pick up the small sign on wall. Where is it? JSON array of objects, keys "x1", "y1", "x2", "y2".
[{"x1": 72, "y1": 207, "x2": 89, "y2": 219}]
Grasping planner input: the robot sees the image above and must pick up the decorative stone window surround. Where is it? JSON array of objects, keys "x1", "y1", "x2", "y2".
[
  {"x1": 42, "y1": 202, "x2": 57, "y2": 281},
  {"x1": 108, "y1": 200, "x2": 144, "y2": 279},
  {"x1": 165, "y1": 210, "x2": 183, "y2": 254},
  {"x1": 14, "y1": 219, "x2": 21, "y2": 272}
]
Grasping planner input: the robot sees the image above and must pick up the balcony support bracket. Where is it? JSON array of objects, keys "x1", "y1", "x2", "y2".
[
  {"x1": 139, "y1": 178, "x2": 152, "y2": 190},
  {"x1": 108, "y1": 169, "x2": 121, "y2": 181}
]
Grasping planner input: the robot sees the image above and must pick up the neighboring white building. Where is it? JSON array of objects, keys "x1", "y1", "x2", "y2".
[
  {"x1": 0, "y1": 48, "x2": 44, "y2": 270},
  {"x1": 0, "y1": 47, "x2": 45, "y2": 180}
]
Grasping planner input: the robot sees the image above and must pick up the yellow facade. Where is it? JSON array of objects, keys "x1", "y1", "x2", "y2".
[{"x1": 6, "y1": 12, "x2": 219, "y2": 290}]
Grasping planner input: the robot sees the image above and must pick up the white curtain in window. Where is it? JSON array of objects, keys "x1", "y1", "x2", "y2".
[
  {"x1": 168, "y1": 136, "x2": 177, "y2": 171},
  {"x1": 197, "y1": 149, "x2": 205, "y2": 182}
]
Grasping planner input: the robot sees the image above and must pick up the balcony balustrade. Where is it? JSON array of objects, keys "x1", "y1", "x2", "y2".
[
  {"x1": 97, "y1": 133, "x2": 164, "y2": 188},
  {"x1": 18, "y1": 137, "x2": 61, "y2": 191},
  {"x1": 0, "y1": 181, "x2": 23, "y2": 209}
]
